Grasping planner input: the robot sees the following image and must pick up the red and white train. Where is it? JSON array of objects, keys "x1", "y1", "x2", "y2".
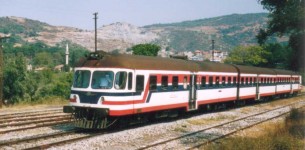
[{"x1": 63, "y1": 51, "x2": 302, "y2": 129}]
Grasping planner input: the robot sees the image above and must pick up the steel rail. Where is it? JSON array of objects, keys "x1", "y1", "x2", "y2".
[
  {"x1": 0, "y1": 129, "x2": 106, "y2": 150},
  {"x1": 0, "y1": 113, "x2": 69, "y2": 123},
  {"x1": 0, "y1": 120, "x2": 72, "y2": 134},
  {"x1": 187, "y1": 105, "x2": 305, "y2": 150},
  {"x1": 0, "y1": 116, "x2": 71, "y2": 128},
  {"x1": 0, "y1": 108, "x2": 62, "y2": 117},
  {"x1": 137, "y1": 99, "x2": 305, "y2": 150},
  {"x1": 0, "y1": 129, "x2": 77, "y2": 147}
]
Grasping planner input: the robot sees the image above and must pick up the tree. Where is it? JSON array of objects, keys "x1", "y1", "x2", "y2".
[
  {"x1": 131, "y1": 44, "x2": 161, "y2": 56},
  {"x1": 3, "y1": 55, "x2": 27, "y2": 103},
  {"x1": 224, "y1": 46, "x2": 270, "y2": 66},
  {"x1": 262, "y1": 43, "x2": 291, "y2": 69},
  {"x1": 33, "y1": 52, "x2": 53, "y2": 68},
  {"x1": 257, "y1": 0, "x2": 305, "y2": 71}
]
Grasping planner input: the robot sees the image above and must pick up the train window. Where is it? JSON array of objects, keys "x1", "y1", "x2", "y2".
[
  {"x1": 216, "y1": 77, "x2": 220, "y2": 87},
  {"x1": 270, "y1": 78, "x2": 273, "y2": 84},
  {"x1": 201, "y1": 76, "x2": 206, "y2": 88},
  {"x1": 161, "y1": 76, "x2": 168, "y2": 90},
  {"x1": 228, "y1": 77, "x2": 232, "y2": 86},
  {"x1": 209, "y1": 76, "x2": 213, "y2": 87},
  {"x1": 245, "y1": 77, "x2": 248, "y2": 85},
  {"x1": 74, "y1": 70, "x2": 91, "y2": 88},
  {"x1": 265, "y1": 78, "x2": 267, "y2": 84},
  {"x1": 250, "y1": 77, "x2": 253, "y2": 86},
  {"x1": 233, "y1": 77, "x2": 237, "y2": 86},
  {"x1": 114, "y1": 71, "x2": 127, "y2": 90},
  {"x1": 149, "y1": 76, "x2": 157, "y2": 91},
  {"x1": 183, "y1": 76, "x2": 188, "y2": 89},
  {"x1": 222, "y1": 77, "x2": 226, "y2": 87},
  {"x1": 172, "y1": 76, "x2": 179, "y2": 90},
  {"x1": 91, "y1": 71, "x2": 114, "y2": 89},
  {"x1": 136, "y1": 75, "x2": 144, "y2": 92},
  {"x1": 128, "y1": 72, "x2": 133, "y2": 90},
  {"x1": 241, "y1": 77, "x2": 244, "y2": 86}
]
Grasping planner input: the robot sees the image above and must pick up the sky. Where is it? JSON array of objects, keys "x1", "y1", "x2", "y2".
[{"x1": 0, "y1": 0, "x2": 267, "y2": 30}]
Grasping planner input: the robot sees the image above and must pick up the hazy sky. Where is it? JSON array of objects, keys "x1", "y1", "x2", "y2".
[{"x1": 0, "y1": 0, "x2": 267, "y2": 30}]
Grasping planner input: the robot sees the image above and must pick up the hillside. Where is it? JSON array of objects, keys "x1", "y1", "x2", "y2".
[
  {"x1": 0, "y1": 13, "x2": 282, "y2": 52},
  {"x1": 146, "y1": 13, "x2": 275, "y2": 51}
]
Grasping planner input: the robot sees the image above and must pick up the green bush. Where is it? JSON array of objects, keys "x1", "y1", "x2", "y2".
[{"x1": 205, "y1": 109, "x2": 305, "y2": 150}]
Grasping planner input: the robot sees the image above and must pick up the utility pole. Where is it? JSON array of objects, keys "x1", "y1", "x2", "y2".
[
  {"x1": 0, "y1": 35, "x2": 9, "y2": 108},
  {"x1": 211, "y1": 39, "x2": 215, "y2": 62},
  {"x1": 93, "y1": 12, "x2": 98, "y2": 52}
]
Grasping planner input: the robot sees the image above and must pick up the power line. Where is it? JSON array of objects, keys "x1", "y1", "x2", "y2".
[{"x1": 212, "y1": 39, "x2": 215, "y2": 62}]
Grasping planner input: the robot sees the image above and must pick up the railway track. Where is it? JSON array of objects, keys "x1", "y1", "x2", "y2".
[
  {"x1": 137, "y1": 100, "x2": 305, "y2": 150},
  {"x1": 0, "y1": 109, "x2": 72, "y2": 134},
  {"x1": 0, "y1": 108, "x2": 62, "y2": 118},
  {"x1": 0, "y1": 128, "x2": 105, "y2": 150},
  {"x1": 0, "y1": 94, "x2": 303, "y2": 149}
]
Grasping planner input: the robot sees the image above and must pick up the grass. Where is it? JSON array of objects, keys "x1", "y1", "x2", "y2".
[
  {"x1": 173, "y1": 124, "x2": 189, "y2": 133},
  {"x1": 187, "y1": 114, "x2": 236, "y2": 126},
  {"x1": 1, "y1": 96, "x2": 68, "y2": 110},
  {"x1": 203, "y1": 108, "x2": 305, "y2": 150}
]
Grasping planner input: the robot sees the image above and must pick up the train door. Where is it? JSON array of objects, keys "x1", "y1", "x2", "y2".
[
  {"x1": 289, "y1": 76, "x2": 293, "y2": 94},
  {"x1": 188, "y1": 74, "x2": 197, "y2": 111},
  {"x1": 255, "y1": 75, "x2": 260, "y2": 100}
]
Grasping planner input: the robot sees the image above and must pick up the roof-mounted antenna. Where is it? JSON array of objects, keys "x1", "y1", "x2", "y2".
[{"x1": 93, "y1": 12, "x2": 98, "y2": 53}]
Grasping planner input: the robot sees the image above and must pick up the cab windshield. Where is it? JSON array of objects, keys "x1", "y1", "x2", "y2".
[
  {"x1": 73, "y1": 70, "x2": 91, "y2": 88},
  {"x1": 91, "y1": 71, "x2": 114, "y2": 89}
]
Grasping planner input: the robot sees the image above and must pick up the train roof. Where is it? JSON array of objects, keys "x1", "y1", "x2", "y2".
[
  {"x1": 195, "y1": 61, "x2": 237, "y2": 73},
  {"x1": 76, "y1": 52, "x2": 199, "y2": 71},
  {"x1": 76, "y1": 52, "x2": 238, "y2": 73},
  {"x1": 75, "y1": 51, "x2": 298, "y2": 76},
  {"x1": 273, "y1": 69, "x2": 296, "y2": 76},
  {"x1": 235, "y1": 65, "x2": 277, "y2": 75},
  {"x1": 235, "y1": 65, "x2": 297, "y2": 76}
]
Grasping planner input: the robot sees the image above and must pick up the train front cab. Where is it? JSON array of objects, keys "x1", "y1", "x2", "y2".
[{"x1": 64, "y1": 68, "x2": 137, "y2": 129}]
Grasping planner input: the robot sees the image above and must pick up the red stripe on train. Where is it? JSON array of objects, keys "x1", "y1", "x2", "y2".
[{"x1": 109, "y1": 103, "x2": 188, "y2": 116}]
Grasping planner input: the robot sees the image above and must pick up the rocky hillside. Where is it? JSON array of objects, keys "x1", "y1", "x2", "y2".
[
  {"x1": 145, "y1": 13, "x2": 275, "y2": 51},
  {"x1": 0, "y1": 16, "x2": 157, "y2": 52},
  {"x1": 0, "y1": 13, "x2": 281, "y2": 52}
]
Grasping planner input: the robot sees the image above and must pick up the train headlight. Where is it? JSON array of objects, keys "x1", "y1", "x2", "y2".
[
  {"x1": 101, "y1": 96, "x2": 105, "y2": 102},
  {"x1": 70, "y1": 95, "x2": 77, "y2": 103}
]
